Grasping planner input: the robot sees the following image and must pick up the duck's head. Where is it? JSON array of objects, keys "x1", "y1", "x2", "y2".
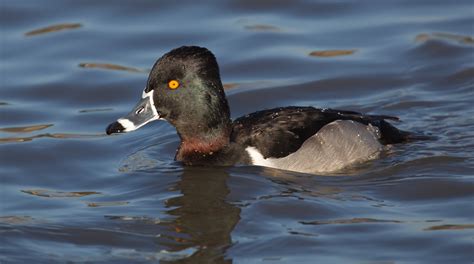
[{"x1": 106, "y1": 46, "x2": 231, "y2": 145}]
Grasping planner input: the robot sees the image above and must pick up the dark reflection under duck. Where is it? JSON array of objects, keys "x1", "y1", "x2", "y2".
[{"x1": 158, "y1": 167, "x2": 240, "y2": 263}]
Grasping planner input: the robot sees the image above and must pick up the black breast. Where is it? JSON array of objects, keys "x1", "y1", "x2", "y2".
[{"x1": 230, "y1": 106, "x2": 410, "y2": 159}]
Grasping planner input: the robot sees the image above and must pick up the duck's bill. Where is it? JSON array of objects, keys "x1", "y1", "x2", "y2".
[{"x1": 106, "y1": 90, "x2": 160, "y2": 135}]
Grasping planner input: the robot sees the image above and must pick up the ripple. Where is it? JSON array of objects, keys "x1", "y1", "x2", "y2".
[
  {"x1": 87, "y1": 201, "x2": 129, "y2": 207},
  {"x1": 21, "y1": 189, "x2": 101, "y2": 198},
  {"x1": 24, "y1": 23, "x2": 82, "y2": 36},
  {"x1": 0, "y1": 124, "x2": 53, "y2": 133},
  {"x1": 300, "y1": 218, "x2": 403, "y2": 225},
  {"x1": 0, "y1": 133, "x2": 105, "y2": 143},
  {"x1": 408, "y1": 34, "x2": 474, "y2": 58},
  {"x1": 424, "y1": 224, "x2": 474, "y2": 231},
  {"x1": 415, "y1": 32, "x2": 474, "y2": 45},
  {"x1": 78, "y1": 108, "x2": 114, "y2": 113},
  {"x1": 104, "y1": 215, "x2": 161, "y2": 224},
  {"x1": 78, "y1": 62, "x2": 146, "y2": 73},
  {"x1": 309, "y1": 49, "x2": 356, "y2": 57},
  {"x1": 223, "y1": 82, "x2": 240, "y2": 90},
  {"x1": 244, "y1": 24, "x2": 281, "y2": 32},
  {"x1": 0, "y1": 215, "x2": 35, "y2": 225}
]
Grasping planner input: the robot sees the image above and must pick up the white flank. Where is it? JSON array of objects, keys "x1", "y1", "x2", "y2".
[
  {"x1": 246, "y1": 146, "x2": 274, "y2": 167},
  {"x1": 246, "y1": 120, "x2": 384, "y2": 174}
]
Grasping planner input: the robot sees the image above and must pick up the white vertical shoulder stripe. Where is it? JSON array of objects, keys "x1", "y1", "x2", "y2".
[{"x1": 246, "y1": 146, "x2": 274, "y2": 167}]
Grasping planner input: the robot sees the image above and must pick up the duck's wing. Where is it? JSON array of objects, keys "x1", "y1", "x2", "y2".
[{"x1": 230, "y1": 106, "x2": 410, "y2": 159}]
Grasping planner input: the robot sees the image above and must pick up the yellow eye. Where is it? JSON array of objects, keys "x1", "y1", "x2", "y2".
[{"x1": 168, "y1": 80, "x2": 180, "y2": 89}]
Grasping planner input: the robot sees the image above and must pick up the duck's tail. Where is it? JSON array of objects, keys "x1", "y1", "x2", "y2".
[{"x1": 377, "y1": 119, "x2": 434, "y2": 144}]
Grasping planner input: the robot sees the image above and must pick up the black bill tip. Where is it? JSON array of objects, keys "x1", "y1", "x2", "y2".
[{"x1": 106, "y1": 121, "x2": 125, "y2": 135}]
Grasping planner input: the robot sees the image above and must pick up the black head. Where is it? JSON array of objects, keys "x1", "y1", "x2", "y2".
[
  {"x1": 148, "y1": 46, "x2": 231, "y2": 139},
  {"x1": 106, "y1": 46, "x2": 231, "y2": 145}
]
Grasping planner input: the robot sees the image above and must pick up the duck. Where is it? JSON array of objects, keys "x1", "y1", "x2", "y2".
[{"x1": 106, "y1": 46, "x2": 415, "y2": 174}]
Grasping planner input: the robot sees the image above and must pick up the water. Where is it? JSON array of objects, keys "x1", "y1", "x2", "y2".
[{"x1": 1, "y1": 1, "x2": 473, "y2": 263}]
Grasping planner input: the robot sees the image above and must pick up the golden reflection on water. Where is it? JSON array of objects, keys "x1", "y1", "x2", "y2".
[
  {"x1": 309, "y1": 49, "x2": 356, "y2": 57},
  {"x1": 24, "y1": 23, "x2": 82, "y2": 36},
  {"x1": 104, "y1": 215, "x2": 161, "y2": 224},
  {"x1": 0, "y1": 215, "x2": 36, "y2": 225},
  {"x1": 21, "y1": 189, "x2": 101, "y2": 198},
  {"x1": 87, "y1": 201, "x2": 129, "y2": 207},
  {"x1": 424, "y1": 224, "x2": 474, "y2": 231},
  {"x1": 415, "y1": 32, "x2": 474, "y2": 45},
  {"x1": 78, "y1": 108, "x2": 114, "y2": 113},
  {"x1": 244, "y1": 24, "x2": 281, "y2": 32},
  {"x1": 0, "y1": 124, "x2": 53, "y2": 133},
  {"x1": 223, "y1": 83, "x2": 240, "y2": 90},
  {"x1": 78, "y1": 62, "x2": 145, "y2": 73},
  {"x1": 0, "y1": 133, "x2": 105, "y2": 143}
]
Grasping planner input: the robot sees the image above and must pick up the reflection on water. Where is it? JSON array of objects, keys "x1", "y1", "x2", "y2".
[
  {"x1": 243, "y1": 24, "x2": 281, "y2": 32},
  {"x1": 24, "y1": 22, "x2": 82, "y2": 36},
  {"x1": 78, "y1": 108, "x2": 114, "y2": 113},
  {"x1": 300, "y1": 217, "x2": 403, "y2": 225},
  {"x1": 415, "y1": 32, "x2": 474, "y2": 45},
  {"x1": 309, "y1": 49, "x2": 356, "y2": 57},
  {"x1": 0, "y1": 132, "x2": 104, "y2": 143},
  {"x1": 78, "y1": 62, "x2": 145, "y2": 73},
  {"x1": 21, "y1": 189, "x2": 101, "y2": 198},
  {"x1": 0, "y1": 124, "x2": 53, "y2": 133},
  {"x1": 162, "y1": 168, "x2": 240, "y2": 263},
  {"x1": 87, "y1": 201, "x2": 129, "y2": 207},
  {"x1": 0, "y1": 216, "x2": 36, "y2": 225},
  {"x1": 423, "y1": 224, "x2": 474, "y2": 231}
]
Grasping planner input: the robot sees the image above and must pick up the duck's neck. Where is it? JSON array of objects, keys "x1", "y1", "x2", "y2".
[{"x1": 175, "y1": 124, "x2": 231, "y2": 163}]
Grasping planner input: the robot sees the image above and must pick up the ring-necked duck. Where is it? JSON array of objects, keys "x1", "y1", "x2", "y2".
[{"x1": 106, "y1": 46, "x2": 415, "y2": 173}]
